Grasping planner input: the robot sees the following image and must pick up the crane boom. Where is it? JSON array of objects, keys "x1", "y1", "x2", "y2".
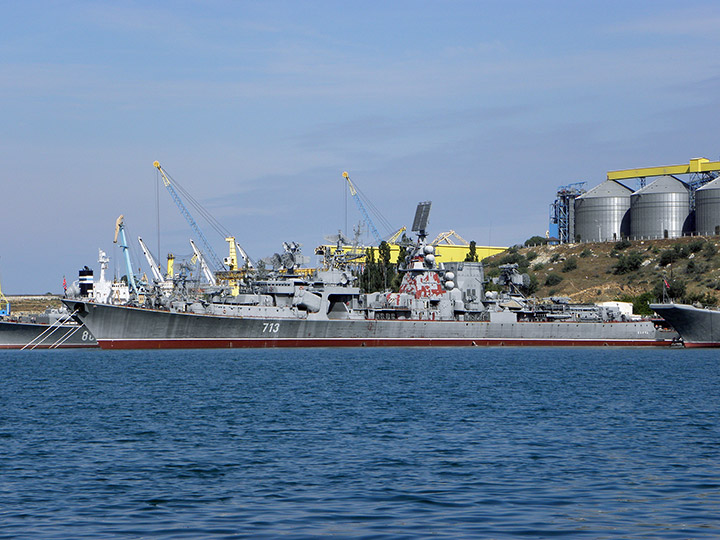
[
  {"x1": 153, "y1": 161, "x2": 226, "y2": 271},
  {"x1": 114, "y1": 215, "x2": 137, "y2": 294},
  {"x1": 607, "y1": 157, "x2": 720, "y2": 181},
  {"x1": 387, "y1": 226, "x2": 407, "y2": 243},
  {"x1": 432, "y1": 230, "x2": 470, "y2": 246},
  {"x1": 138, "y1": 237, "x2": 165, "y2": 283},
  {"x1": 0, "y1": 274, "x2": 9, "y2": 316},
  {"x1": 190, "y1": 239, "x2": 217, "y2": 286},
  {"x1": 342, "y1": 171, "x2": 382, "y2": 245},
  {"x1": 235, "y1": 241, "x2": 254, "y2": 269}
]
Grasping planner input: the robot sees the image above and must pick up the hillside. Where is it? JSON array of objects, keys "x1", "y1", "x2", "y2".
[
  {"x1": 482, "y1": 237, "x2": 720, "y2": 313},
  {"x1": 5, "y1": 295, "x2": 63, "y2": 315}
]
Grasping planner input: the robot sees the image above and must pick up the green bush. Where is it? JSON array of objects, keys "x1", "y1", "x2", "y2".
[
  {"x1": 653, "y1": 279, "x2": 686, "y2": 301},
  {"x1": 684, "y1": 260, "x2": 707, "y2": 275},
  {"x1": 545, "y1": 273, "x2": 563, "y2": 287},
  {"x1": 673, "y1": 244, "x2": 689, "y2": 258},
  {"x1": 580, "y1": 248, "x2": 592, "y2": 258},
  {"x1": 659, "y1": 249, "x2": 678, "y2": 266},
  {"x1": 525, "y1": 274, "x2": 540, "y2": 295},
  {"x1": 614, "y1": 238, "x2": 631, "y2": 250},
  {"x1": 703, "y1": 242, "x2": 718, "y2": 260},
  {"x1": 618, "y1": 291, "x2": 656, "y2": 316},
  {"x1": 561, "y1": 257, "x2": 578, "y2": 273},
  {"x1": 613, "y1": 251, "x2": 643, "y2": 274},
  {"x1": 498, "y1": 252, "x2": 525, "y2": 266}
]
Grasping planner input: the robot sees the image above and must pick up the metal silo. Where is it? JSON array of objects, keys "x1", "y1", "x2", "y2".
[
  {"x1": 574, "y1": 180, "x2": 633, "y2": 242},
  {"x1": 630, "y1": 175, "x2": 690, "y2": 239},
  {"x1": 695, "y1": 176, "x2": 720, "y2": 235}
]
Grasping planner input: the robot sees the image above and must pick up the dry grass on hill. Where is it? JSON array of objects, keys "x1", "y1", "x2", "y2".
[
  {"x1": 5, "y1": 295, "x2": 63, "y2": 315},
  {"x1": 482, "y1": 237, "x2": 720, "y2": 306}
]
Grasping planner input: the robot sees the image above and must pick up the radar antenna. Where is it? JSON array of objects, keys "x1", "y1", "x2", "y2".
[{"x1": 411, "y1": 201, "x2": 432, "y2": 239}]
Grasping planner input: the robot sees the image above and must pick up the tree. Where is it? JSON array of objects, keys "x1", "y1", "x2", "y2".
[
  {"x1": 613, "y1": 251, "x2": 643, "y2": 274},
  {"x1": 378, "y1": 241, "x2": 397, "y2": 291},
  {"x1": 464, "y1": 241, "x2": 479, "y2": 262},
  {"x1": 653, "y1": 278, "x2": 686, "y2": 302},
  {"x1": 360, "y1": 246, "x2": 394, "y2": 293},
  {"x1": 524, "y1": 235, "x2": 548, "y2": 246}
]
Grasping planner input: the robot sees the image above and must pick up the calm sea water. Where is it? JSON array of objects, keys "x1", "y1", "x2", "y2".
[{"x1": 1, "y1": 348, "x2": 719, "y2": 539}]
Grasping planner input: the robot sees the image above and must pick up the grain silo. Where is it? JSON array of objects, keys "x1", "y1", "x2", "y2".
[
  {"x1": 574, "y1": 180, "x2": 633, "y2": 242},
  {"x1": 630, "y1": 175, "x2": 690, "y2": 239},
  {"x1": 695, "y1": 176, "x2": 720, "y2": 236}
]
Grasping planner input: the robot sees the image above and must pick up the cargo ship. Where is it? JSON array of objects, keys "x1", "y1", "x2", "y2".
[
  {"x1": 649, "y1": 302, "x2": 720, "y2": 347},
  {"x1": 63, "y1": 203, "x2": 673, "y2": 350}
]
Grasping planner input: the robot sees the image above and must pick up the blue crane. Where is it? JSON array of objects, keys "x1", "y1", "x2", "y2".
[
  {"x1": 114, "y1": 215, "x2": 138, "y2": 293},
  {"x1": 154, "y1": 161, "x2": 225, "y2": 271},
  {"x1": 342, "y1": 171, "x2": 383, "y2": 245}
]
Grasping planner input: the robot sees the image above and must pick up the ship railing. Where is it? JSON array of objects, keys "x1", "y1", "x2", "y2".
[{"x1": 21, "y1": 309, "x2": 82, "y2": 350}]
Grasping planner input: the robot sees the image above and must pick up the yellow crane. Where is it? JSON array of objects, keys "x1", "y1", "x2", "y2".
[
  {"x1": 607, "y1": 157, "x2": 720, "y2": 182},
  {"x1": 431, "y1": 230, "x2": 470, "y2": 246},
  {"x1": 0, "y1": 275, "x2": 9, "y2": 316},
  {"x1": 387, "y1": 227, "x2": 407, "y2": 243}
]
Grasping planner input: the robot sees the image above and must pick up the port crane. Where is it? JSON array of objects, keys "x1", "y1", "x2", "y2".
[
  {"x1": 342, "y1": 171, "x2": 383, "y2": 245},
  {"x1": 607, "y1": 157, "x2": 720, "y2": 184},
  {"x1": 190, "y1": 239, "x2": 217, "y2": 286},
  {"x1": 138, "y1": 237, "x2": 165, "y2": 284},
  {"x1": 386, "y1": 226, "x2": 407, "y2": 244},
  {"x1": 432, "y1": 230, "x2": 470, "y2": 246},
  {"x1": 114, "y1": 215, "x2": 138, "y2": 294},
  {"x1": 154, "y1": 161, "x2": 226, "y2": 271},
  {"x1": 607, "y1": 156, "x2": 720, "y2": 209},
  {"x1": 0, "y1": 274, "x2": 9, "y2": 316}
]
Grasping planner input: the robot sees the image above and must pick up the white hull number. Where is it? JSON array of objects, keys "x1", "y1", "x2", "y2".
[{"x1": 262, "y1": 322, "x2": 280, "y2": 333}]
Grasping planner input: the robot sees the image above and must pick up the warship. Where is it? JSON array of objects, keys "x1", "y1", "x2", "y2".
[
  {"x1": 0, "y1": 313, "x2": 97, "y2": 349},
  {"x1": 649, "y1": 302, "x2": 720, "y2": 347},
  {"x1": 63, "y1": 203, "x2": 673, "y2": 350},
  {"x1": 0, "y1": 274, "x2": 96, "y2": 349}
]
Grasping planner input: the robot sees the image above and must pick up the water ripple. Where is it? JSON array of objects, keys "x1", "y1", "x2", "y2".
[{"x1": 0, "y1": 347, "x2": 719, "y2": 538}]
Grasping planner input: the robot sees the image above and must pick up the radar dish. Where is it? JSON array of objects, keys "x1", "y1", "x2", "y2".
[
  {"x1": 324, "y1": 232, "x2": 350, "y2": 245},
  {"x1": 411, "y1": 201, "x2": 432, "y2": 233}
]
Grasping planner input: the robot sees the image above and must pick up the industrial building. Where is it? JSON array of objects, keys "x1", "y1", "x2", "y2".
[{"x1": 550, "y1": 158, "x2": 720, "y2": 243}]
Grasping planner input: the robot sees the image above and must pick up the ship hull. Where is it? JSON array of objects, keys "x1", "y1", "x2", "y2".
[
  {"x1": 65, "y1": 300, "x2": 670, "y2": 350},
  {"x1": 649, "y1": 303, "x2": 720, "y2": 347},
  {"x1": 0, "y1": 320, "x2": 97, "y2": 349}
]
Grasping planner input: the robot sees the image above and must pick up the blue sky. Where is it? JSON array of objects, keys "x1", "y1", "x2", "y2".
[{"x1": 2, "y1": 1, "x2": 720, "y2": 292}]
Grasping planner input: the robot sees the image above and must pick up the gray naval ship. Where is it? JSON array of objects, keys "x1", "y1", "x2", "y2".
[
  {"x1": 649, "y1": 302, "x2": 720, "y2": 347},
  {"x1": 0, "y1": 309, "x2": 97, "y2": 349},
  {"x1": 63, "y1": 203, "x2": 672, "y2": 350}
]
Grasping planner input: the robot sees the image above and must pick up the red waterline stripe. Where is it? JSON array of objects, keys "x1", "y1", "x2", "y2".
[
  {"x1": 97, "y1": 337, "x2": 672, "y2": 350},
  {"x1": 681, "y1": 342, "x2": 720, "y2": 348}
]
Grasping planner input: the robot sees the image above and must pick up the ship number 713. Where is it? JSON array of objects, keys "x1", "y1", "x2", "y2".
[{"x1": 262, "y1": 322, "x2": 280, "y2": 333}]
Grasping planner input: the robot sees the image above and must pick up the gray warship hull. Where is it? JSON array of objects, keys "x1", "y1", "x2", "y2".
[
  {"x1": 0, "y1": 319, "x2": 97, "y2": 349},
  {"x1": 649, "y1": 303, "x2": 720, "y2": 347},
  {"x1": 64, "y1": 300, "x2": 670, "y2": 349}
]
